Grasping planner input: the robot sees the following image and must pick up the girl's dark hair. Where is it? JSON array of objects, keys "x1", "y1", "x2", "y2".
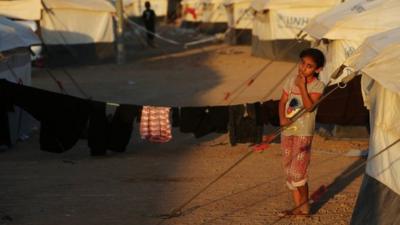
[{"x1": 299, "y1": 48, "x2": 325, "y2": 78}]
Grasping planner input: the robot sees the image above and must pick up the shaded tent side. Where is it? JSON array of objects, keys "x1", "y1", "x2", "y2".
[
  {"x1": 337, "y1": 27, "x2": 400, "y2": 224},
  {"x1": 0, "y1": 17, "x2": 40, "y2": 147}
]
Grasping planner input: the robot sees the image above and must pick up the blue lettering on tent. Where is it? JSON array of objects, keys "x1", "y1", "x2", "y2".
[
  {"x1": 277, "y1": 13, "x2": 309, "y2": 29},
  {"x1": 345, "y1": 46, "x2": 356, "y2": 58}
]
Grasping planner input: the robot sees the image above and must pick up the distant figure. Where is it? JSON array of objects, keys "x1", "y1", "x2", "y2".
[{"x1": 142, "y1": 1, "x2": 156, "y2": 47}]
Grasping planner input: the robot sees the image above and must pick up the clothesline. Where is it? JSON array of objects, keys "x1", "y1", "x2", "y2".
[{"x1": 0, "y1": 79, "x2": 272, "y2": 156}]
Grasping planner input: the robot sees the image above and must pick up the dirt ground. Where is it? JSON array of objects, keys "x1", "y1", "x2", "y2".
[{"x1": 0, "y1": 35, "x2": 369, "y2": 225}]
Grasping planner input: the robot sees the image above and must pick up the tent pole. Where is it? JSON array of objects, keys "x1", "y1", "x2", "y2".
[{"x1": 116, "y1": 0, "x2": 126, "y2": 64}]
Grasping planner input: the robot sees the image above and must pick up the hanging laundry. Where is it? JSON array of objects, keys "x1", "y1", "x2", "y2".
[
  {"x1": 261, "y1": 100, "x2": 280, "y2": 126},
  {"x1": 228, "y1": 103, "x2": 263, "y2": 146},
  {"x1": 0, "y1": 98, "x2": 13, "y2": 147},
  {"x1": 86, "y1": 103, "x2": 141, "y2": 155},
  {"x1": 108, "y1": 104, "x2": 141, "y2": 152},
  {"x1": 171, "y1": 107, "x2": 180, "y2": 127},
  {"x1": 180, "y1": 106, "x2": 229, "y2": 138},
  {"x1": 0, "y1": 109, "x2": 11, "y2": 147},
  {"x1": 140, "y1": 106, "x2": 172, "y2": 143},
  {"x1": 0, "y1": 79, "x2": 90, "y2": 153},
  {"x1": 87, "y1": 101, "x2": 108, "y2": 156}
]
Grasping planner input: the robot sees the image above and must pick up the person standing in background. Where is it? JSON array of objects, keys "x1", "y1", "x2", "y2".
[{"x1": 142, "y1": 1, "x2": 156, "y2": 47}]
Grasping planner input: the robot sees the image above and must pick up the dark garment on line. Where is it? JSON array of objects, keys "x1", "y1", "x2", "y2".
[
  {"x1": 316, "y1": 76, "x2": 369, "y2": 126},
  {"x1": 0, "y1": 79, "x2": 90, "y2": 153},
  {"x1": 108, "y1": 104, "x2": 140, "y2": 152},
  {"x1": 87, "y1": 101, "x2": 108, "y2": 156},
  {"x1": 0, "y1": 109, "x2": 10, "y2": 147},
  {"x1": 260, "y1": 100, "x2": 280, "y2": 126},
  {"x1": 0, "y1": 90, "x2": 16, "y2": 147},
  {"x1": 180, "y1": 106, "x2": 229, "y2": 138},
  {"x1": 228, "y1": 103, "x2": 263, "y2": 146},
  {"x1": 87, "y1": 103, "x2": 140, "y2": 154},
  {"x1": 171, "y1": 107, "x2": 180, "y2": 127}
]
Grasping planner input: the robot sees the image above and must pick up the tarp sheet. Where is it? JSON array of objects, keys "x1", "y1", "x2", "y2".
[{"x1": 0, "y1": 17, "x2": 41, "y2": 52}]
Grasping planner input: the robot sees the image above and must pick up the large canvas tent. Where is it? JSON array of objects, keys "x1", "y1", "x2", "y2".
[
  {"x1": 303, "y1": 0, "x2": 400, "y2": 85},
  {"x1": 0, "y1": 17, "x2": 40, "y2": 147},
  {"x1": 337, "y1": 27, "x2": 400, "y2": 225},
  {"x1": 0, "y1": 0, "x2": 116, "y2": 67},
  {"x1": 250, "y1": 0, "x2": 341, "y2": 61}
]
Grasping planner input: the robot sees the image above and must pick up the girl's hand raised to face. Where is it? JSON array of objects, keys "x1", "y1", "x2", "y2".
[{"x1": 295, "y1": 74, "x2": 306, "y2": 88}]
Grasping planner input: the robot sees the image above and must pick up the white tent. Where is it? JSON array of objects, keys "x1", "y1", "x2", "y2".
[
  {"x1": 181, "y1": 0, "x2": 227, "y2": 23},
  {"x1": 341, "y1": 27, "x2": 400, "y2": 225},
  {"x1": 0, "y1": 0, "x2": 116, "y2": 66},
  {"x1": 303, "y1": 0, "x2": 400, "y2": 85},
  {"x1": 250, "y1": 0, "x2": 341, "y2": 60},
  {"x1": 122, "y1": 0, "x2": 168, "y2": 17},
  {"x1": 0, "y1": 17, "x2": 40, "y2": 147},
  {"x1": 223, "y1": 0, "x2": 253, "y2": 29}
]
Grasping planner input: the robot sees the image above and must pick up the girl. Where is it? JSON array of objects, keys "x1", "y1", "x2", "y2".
[{"x1": 279, "y1": 48, "x2": 325, "y2": 216}]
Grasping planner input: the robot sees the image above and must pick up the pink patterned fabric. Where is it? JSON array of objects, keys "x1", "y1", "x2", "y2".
[
  {"x1": 281, "y1": 135, "x2": 313, "y2": 190},
  {"x1": 140, "y1": 106, "x2": 172, "y2": 143}
]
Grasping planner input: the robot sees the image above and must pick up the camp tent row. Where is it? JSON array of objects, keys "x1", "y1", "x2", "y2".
[
  {"x1": 336, "y1": 26, "x2": 400, "y2": 225},
  {"x1": 0, "y1": 0, "x2": 116, "y2": 66},
  {"x1": 179, "y1": 0, "x2": 345, "y2": 59},
  {"x1": 0, "y1": 17, "x2": 40, "y2": 147}
]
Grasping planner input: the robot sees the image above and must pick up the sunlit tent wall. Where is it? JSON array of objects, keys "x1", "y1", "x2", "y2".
[
  {"x1": 250, "y1": 0, "x2": 341, "y2": 61},
  {"x1": 223, "y1": 0, "x2": 253, "y2": 44},
  {"x1": 0, "y1": 17, "x2": 41, "y2": 147},
  {"x1": 123, "y1": 0, "x2": 168, "y2": 18},
  {"x1": 0, "y1": 0, "x2": 116, "y2": 67},
  {"x1": 40, "y1": 0, "x2": 116, "y2": 66},
  {"x1": 338, "y1": 27, "x2": 400, "y2": 225},
  {"x1": 181, "y1": 0, "x2": 228, "y2": 34},
  {"x1": 303, "y1": 0, "x2": 400, "y2": 85}
]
